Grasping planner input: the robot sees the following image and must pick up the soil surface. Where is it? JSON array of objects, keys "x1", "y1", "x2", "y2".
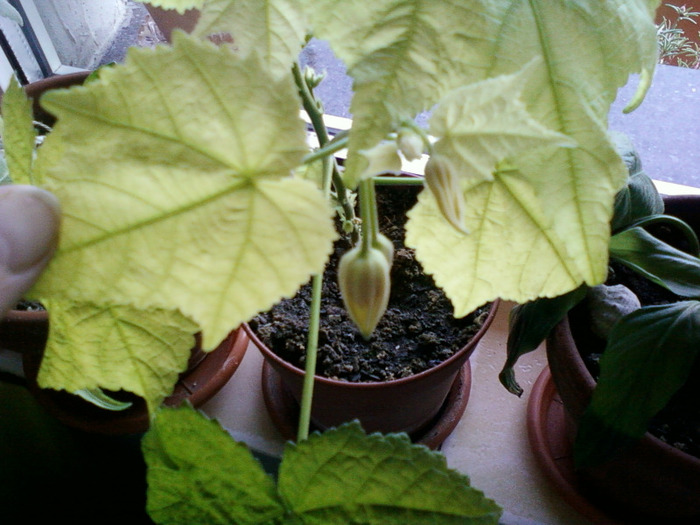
[
  {"x1": 571, "y1": 221, "x2": 700, "y2": 459},
  {"x1": 249, "y1": 184, "x2": 490, "y2": 383}
]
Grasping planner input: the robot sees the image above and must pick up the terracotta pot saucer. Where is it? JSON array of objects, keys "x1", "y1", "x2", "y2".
[
  {"x1": 23, "y1": 327, "x2": 249, "y2": 435},
  {"x1": 527, "y1": 366, "x2": 623, "y2": 525},
  {"x1": 261, "y1": 359, "x2": 472, "y2": 450}
]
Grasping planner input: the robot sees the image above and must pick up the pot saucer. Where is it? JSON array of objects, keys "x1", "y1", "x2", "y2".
[
  {"x1": 261, "y1": 360, "x2": 472, "y2": 450},
  {"x1": 23, "y1": 327, "x2": 249, "y2": 435},
  {"x1": 527, "y1": 367, "x2": 622, "y2": 525}
]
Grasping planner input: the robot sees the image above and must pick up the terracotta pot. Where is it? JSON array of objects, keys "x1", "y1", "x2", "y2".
[
  {"x1": 144, "y1": 4, "x2": 200, "y2": 42},
  {"x1": 247, "y1": 300, "x2": 498, "y2": 446},
  {"x1": 545, "y1": 194, "x2": 700, "y2": 521}
]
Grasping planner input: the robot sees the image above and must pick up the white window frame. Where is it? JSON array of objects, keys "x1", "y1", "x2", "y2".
[{"x1": 0, "y1": 0, "x2": 85, "y2": 91}]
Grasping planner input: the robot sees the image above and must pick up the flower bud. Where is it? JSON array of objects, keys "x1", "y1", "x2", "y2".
[
  {"x1": 424, "y1": 155, "x2": 468, "y2": 233},
  {"x1": 338, "y1": 245, "x2": 391, "y2": 339},
  {"x1": 397, "y1": 128, "x2": 424, "y2": 161},
  {"x1": 304, "y1": 66, "x2": 325, "y2": 89}
]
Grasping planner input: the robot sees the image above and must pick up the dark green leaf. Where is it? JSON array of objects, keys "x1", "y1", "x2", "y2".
[
  {"x1": 575, "y1": 302, "x2": 700, "y2": 468},
  {"x1": 625, "y1": 214, "x2": 700, "y2": 256},
  {"x1": 143, "y1": 405, "x2": 285, "y2": 525},
  {"x1": 278, "y1": 422, "x2": 501, "y2": 524},
  {"x1": 611, "y1": 172, "x2": 664, "y2": 233},
  {"x1": 610, "y1": 227, "x2": 700, "y2": 298},
  {"x1": 501, "y1": 288, "x2": 586, "y2": 396}
]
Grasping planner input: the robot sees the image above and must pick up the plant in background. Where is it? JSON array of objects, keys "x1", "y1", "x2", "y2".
[
  {"x1": 657, "y1": 2, "x2": 700, "y2": 68},
  {"x1": 0, "y1": 0, "x2": 661, "y2": 522},
  {"x1": 501, "y1": 136, "x2": 700, "y2": 468}
]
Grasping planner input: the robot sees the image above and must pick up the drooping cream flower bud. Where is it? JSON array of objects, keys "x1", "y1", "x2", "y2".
[
  {"x1": 424, "y1": 155, "x2": 468, "y2": 234},
  {"x1": 338, "y1": 245, "x2": 391, "y2": 339},
  {"x1": 397, "y1": 128, "x2": 425, "y2": 161}
]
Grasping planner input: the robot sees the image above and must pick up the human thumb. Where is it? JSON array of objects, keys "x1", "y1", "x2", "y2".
[{"x1": 0, "y1": 185, "x2": 60, "y2": 318}]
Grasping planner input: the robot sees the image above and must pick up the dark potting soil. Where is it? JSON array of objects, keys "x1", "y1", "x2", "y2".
[
  {"x1": 248, "y1": 184, "x2": 490, "y2": 383},
  {"x1": 571, "y1": 253, "x2": 700, "y2": 459}
]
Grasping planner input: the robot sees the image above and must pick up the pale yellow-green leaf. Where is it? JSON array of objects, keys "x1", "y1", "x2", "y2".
[
  {"x1": 1, "y1": 76, "x2": 37, "y2": 184},
  {"x1": 138, "y1": 0, "x2": 205, "y2": 14},
  {"x1": 306, "y1": 0, "x2": 499, "y2": 187},
  {"x1": 357, "y1": 141, "x2": 402, "y2": 182},
  {"x1": 38, "y1": 300, "x2": 199, "y2": 415},
  {"x1": 401, "y1": 1, "x2": 658, "y2": 311},
  {"x1": 30, "y1": 33, "x2": 336, "y2": 349},
  {"x1": 428, "y1": 63, "x2": 575, "y2": 182},
  {"x1": 307, "y1": 0, "x2": 657, "y2": 203},
  {"x1": 193, "y1": 0, "x2": 307, "y2": 79},
  {"x1": 406, "y1": 169, "x2": 583, "y2": 317}
]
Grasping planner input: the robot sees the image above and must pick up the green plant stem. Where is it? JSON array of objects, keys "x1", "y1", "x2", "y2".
[
  {"x1": 359, "y1": 179, "x2": 377, "y2": 253},
  {"x1": 292, "y1": 62, "x2": 355, "y2": 226},
  {"x1": 297, "y1": 272, "x2": 323, "y2": 442}
]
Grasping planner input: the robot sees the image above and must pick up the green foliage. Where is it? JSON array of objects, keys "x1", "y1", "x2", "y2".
[
  {"x1": 0, "y1": 77, "x2": 36, "y2": 184},
  {"x1": 610, "y1": 225, "x2": 700, "y2": 297},
  {"x1": 657, "y1": 3, "x2": 700, "y2": 69},
  {"x1": 143, "y1": 406, "x2": 502, "y2": 524},
  {"x1": 576, "y1": 302, "x2": 700, "y2": 467},
  {"x1": 0, "y1": 0, "x2": 661, "y2": 455},
  {"x1": 501, "y1": 287, "x2": 587, "y2": 396}
]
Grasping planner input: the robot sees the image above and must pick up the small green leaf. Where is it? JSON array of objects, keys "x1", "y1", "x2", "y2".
[
  {"x1": 74, "y1": 388, "x2": 133, "y2": 411},
  {"x1": 37, "y1": 300, "x2": 199, "y2": 415},
  {"x1": 143, "y1": 405, "x2": 285, "y2": 525},
  {"x1": 611, "y1": 171, "x2": 664, "y2": 233},
  {"x1": 1, "y1": 76, "x2": 37, "y2": 184},
  {"x1": 610, "y1": 227, "x2": 700, "y2": 298},
  {"x1": 278, "y1": 422, "x2": 502, "y2": 524},
  {"x1": 575, "y1": 302, "x2": 700, "y2": 468},
  {"x1": 501, "y1": 287, "x2": 587, "y2": 396},
  {"x1": 193, "y1": 0, "x2": 307, "y2": 79}
]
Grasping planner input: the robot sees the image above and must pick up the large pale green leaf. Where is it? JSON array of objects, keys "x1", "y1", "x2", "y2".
[
  {"x1": 405, "y1": 1, "x2": 658, "y2": 313},
  {"x1": 144, "y1": 405, "x2": 285, "y2": 524},
  {"x1": 38, "y1": 300, "x2": 199, "y2": 414},
  {"x1": 279, "y1": 423, "x2": 501, "y2": 524},
  {"x1": 428, "y1": 63, "x2": 574, "y2": 182},
  {"x1": 193, "y1": 0, "x2": 307, "y2": 79},
  {"x1": 30, "y1": 33, "x2": 336, "y2": 349},
  {"x1": 407, "y1": 167, "x2": 585, "y2": 316},
  {"x1": 575, "y1": 302, "x2": 700, "y2": 467},
  {"x1": 306, "y1": 0, "x2": 500, "y2": 186},
  {"x1": 1, "y1": 76, "x2": 36, "y2": 184}
]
